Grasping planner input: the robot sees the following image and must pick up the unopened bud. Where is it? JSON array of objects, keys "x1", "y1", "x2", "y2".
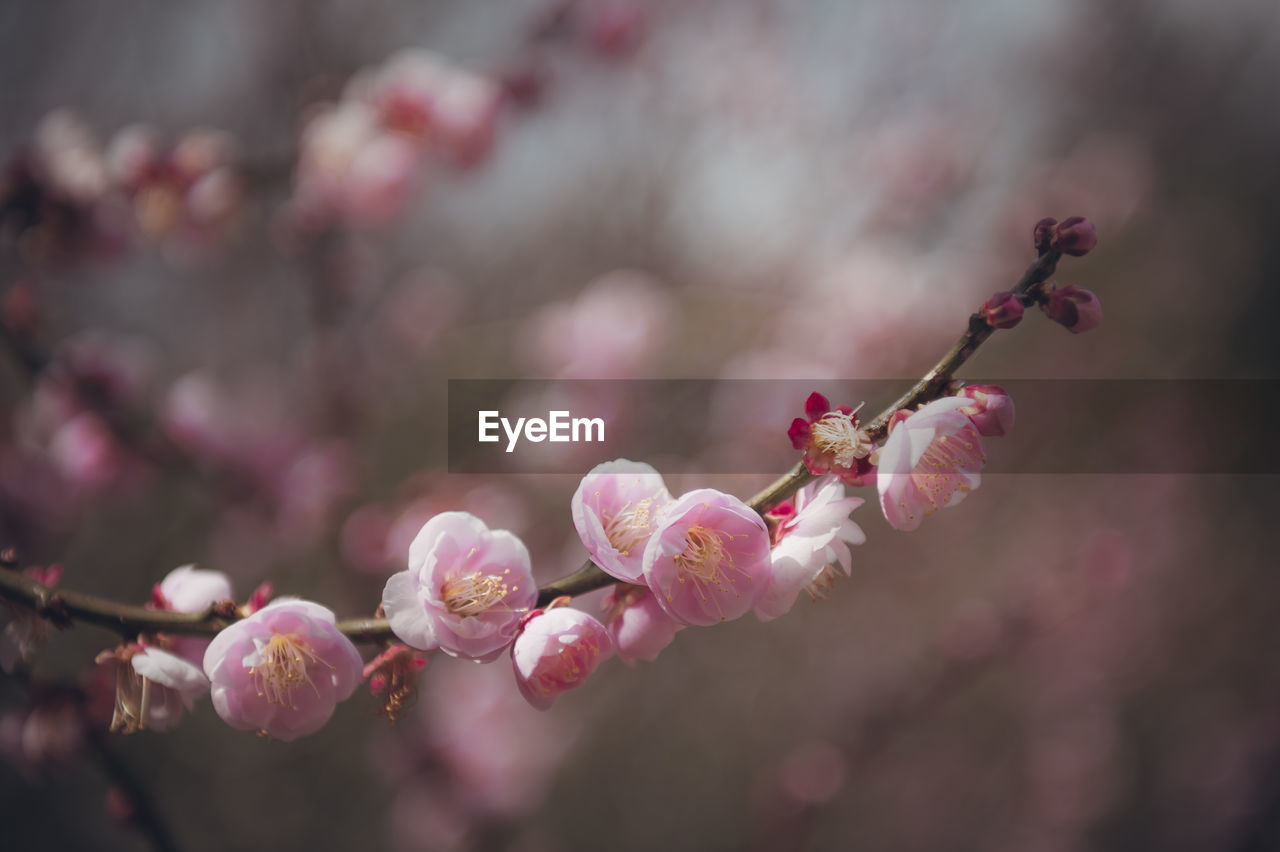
[
  {"x1": 1052, "y1": 216, "x2": 1097, "y2": 257},
  {"x1": 1041, "y1": 284, "x2": 1102, "y2": 333},
  {"x1": 958, "y1": 384, "x2": 1015, "y2": 437},
  {"x1": 980, "y1": 291, "x2": 1024, "y2": 330}
]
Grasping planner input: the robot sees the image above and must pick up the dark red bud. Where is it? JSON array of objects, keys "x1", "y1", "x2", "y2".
[
  {"x1": 979, "y1": 291, "x2": 1024, "y2": 330},
  {"x1": 1052, "y1": 216, "x2": 1097, "y2": 257},
  {"x1": 1041, "y1": 284, "x2": 1102, "y2": 333}
]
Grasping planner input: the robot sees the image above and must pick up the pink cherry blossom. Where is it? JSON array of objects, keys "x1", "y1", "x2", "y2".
[
  {"x1": 203, "y1": 599, "x2": 363, "y2": 741},
  {"x1": 958, "y1": 384, "x2": 1015, "y2": 438},
  {"x1": 382, "y1": 512, "x2": 537, "y2": 661},
  {"x1": 571, "y1": 459, "x2": 672, "y2": 583},
  {"x1": 642, "y1": 488, "x2": 772, "y2": 626},
  {"x1": 512, "y1": 607, "x2": 613, "y2": 710},
  {"x1": 877, "y1": 397, "x2": 986, "y2": 532},
  {"x1": 756, "y1": 480, "x2": 866, "y2": 621},
  {"x1": 602, "y1": 584, "x2": 682, "y2": 664}
]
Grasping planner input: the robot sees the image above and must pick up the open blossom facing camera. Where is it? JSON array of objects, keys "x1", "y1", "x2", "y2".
[
  {"x1": 571, "y1": 459, "x2": 671, "y2": 583},
  {"x1": 203, "y1": 599, "x2": 362, "y2": 741},
  {"x1": 756, "y1": 480, "x2": 866, "y2": 622},
  {"x1": 382, "y1": 512, "x2": 537, "y2": 661},
  {"x1": 642, "y1": 489, "x2": 772, "y2": 626},
  {"x1": 877, "y1": 397, "x2": 985, "y2": 531},
  {"x1": 788, "y1": 393, "x2": 875, "y2": 485},
  {"x1": 512, "y1": 607, "x2": 613, "y2": 710}
]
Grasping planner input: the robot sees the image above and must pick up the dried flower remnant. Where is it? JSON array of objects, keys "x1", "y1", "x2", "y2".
[
  {"x1": 363, "y1": 643, "x2": 429, "y2": 721},
  {"x1": 96, "y1": 645, "x2": 208, "y2": 734}
]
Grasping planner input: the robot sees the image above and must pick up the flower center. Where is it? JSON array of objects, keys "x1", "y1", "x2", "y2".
[
  {"x1": 442, "y1": 570, "x2": 513, "y2": 616},
  {"x1": 603, "y1": 498, "x2": 659, "y2": 556},
  {"x1": 674, "y1": 524, "x2": 741, "y2": 593},
  {"x1": 912, "y1": 426, "x2": 986, "y2": 511},
  {"x1": 811, "y1": 412, "x2": 871, "y2": 468},
  {"x1": 251, "y1": 632, "x2": 324, "y2": 706}
]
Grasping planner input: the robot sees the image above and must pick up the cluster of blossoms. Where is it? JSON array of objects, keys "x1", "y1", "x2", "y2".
[
  {"x1": 285, "y1": 50, "x2": 503, "y2": 230},
  {"x1": 5, "y1": 216, "x2": 1100, "y2": 740},
  {"x1": 0, "y1": 111, "x2": 242, "y2": 260},
  {"x1": 56, "y1": 382, "x2": 1024, "y2": 739}
]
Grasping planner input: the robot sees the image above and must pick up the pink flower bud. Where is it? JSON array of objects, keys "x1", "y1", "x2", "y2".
[
  {"x1": 1041, "y1": 284, "x2": 1102, "y2": 333},
  {"x1": 979, "y1": 291, "x2": 1024, "y2": 330},
  {"x1": 1052, "y1": 216, "x2": 1097, "y2": 257},
  {"x1": 96, "y1": 644, "x2": 209, "y2": 734},
  {"x1": 957, "y1": 384, "x2": 1015, "y2": 437},
  {"x1": 512, "y1": 607, "x2": 613, "y2": 710},
  {"x1": 1032, "y1": 217, "x2": 1058, "y2": 254},
  {"x1": 362, "y1": 644, "x2": 428, "y2": 721},
  {"x1": 602, "y1": 584, "x2": 682, "y2": 664}
]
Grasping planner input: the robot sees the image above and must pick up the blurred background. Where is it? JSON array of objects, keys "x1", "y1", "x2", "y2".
[{"x1": 2, "y1": 1, "x2": 1279, "y2": 850}]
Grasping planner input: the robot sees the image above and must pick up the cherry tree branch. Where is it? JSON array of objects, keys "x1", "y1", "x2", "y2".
[
  {"x1": 0, "y1": 245, "x2": 1067, "y2": 639},
  {"x1": 538, "y1": 246, "x2": 1065, "y2": 606}
]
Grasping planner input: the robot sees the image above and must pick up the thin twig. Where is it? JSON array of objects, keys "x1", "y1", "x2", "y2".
[{"x1": 93, "y1": 739, "x2": 182, "y2": 852}]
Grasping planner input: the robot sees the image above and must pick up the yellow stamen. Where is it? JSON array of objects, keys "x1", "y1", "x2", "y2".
[
  {"x1": 673, "y1": 524, "x2": 751, "y2": 609},
  {"x1": 442, "y1": 571, "x2": 512, "y2": 616},
  {"x1": 250, "y1": 633, "x2": 326, "y2": 707},
  {"x1": 602, "y1": 498, "x2": 659, "y2": 556},
  {"x1": 810, "y1": 411, "x2": 872, "y2": 468}
]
